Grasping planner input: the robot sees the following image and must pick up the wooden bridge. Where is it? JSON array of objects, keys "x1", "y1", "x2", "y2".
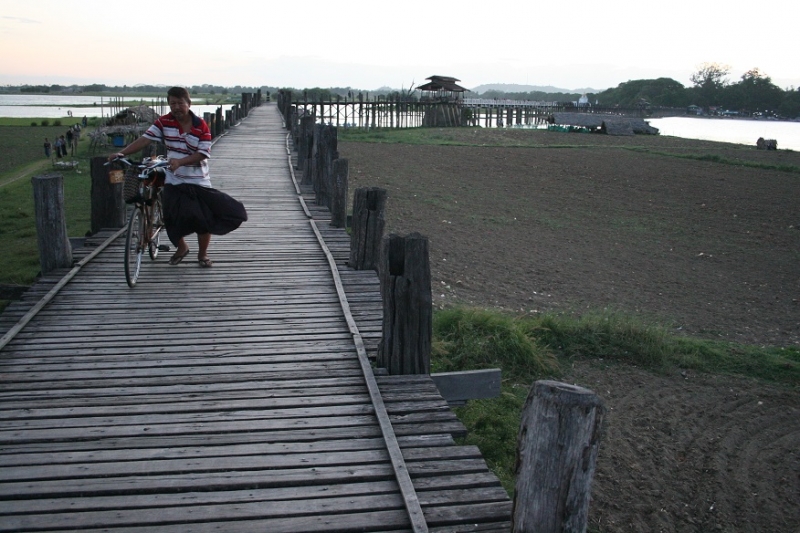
[{"x1": 0, "y1": 104, "x2": 512, "y2": 532}]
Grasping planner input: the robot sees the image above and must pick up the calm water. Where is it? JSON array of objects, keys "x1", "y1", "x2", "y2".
[
  {"x1": 0, "y1": 95, "x2": 235, "y2": 120},
  {"x1": 647, "y1": 116, "x2": 800, "y2": 151}
]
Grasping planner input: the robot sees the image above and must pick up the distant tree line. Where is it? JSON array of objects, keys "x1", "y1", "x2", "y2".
[
  {"x1": 3, "y1": 83, "x2": 392, "y2": 103},
  {"x1": 5, "y1": 66, "x2": 799, "y2": 118},
  {"x1": 5, "y1": 83, "x2": 276, "y2": 97},
  {"x1": 463, "y1": 64, "x2": 799, "y2": 119},
  {"x1": 574, "y1": 64, "x2": 799, "y2": 118},
  {"x1": 471, "y1": 89, "x2": 583, "y2": 103}
]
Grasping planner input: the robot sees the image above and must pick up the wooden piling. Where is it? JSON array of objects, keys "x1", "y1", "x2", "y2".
[
  {"x1": 32, "y1": 173, "x2": 73, "y2": 274},
  {"x1": 512, "y1": 380, "x2": 605, "y2": 533},
  {"x1": 378, "y1": 232, "x2": 432, "y2": 375},
  {"x1": 312, "y1": 125, "x2": 337, "y2": 208},
  {"x1": 90, "y1": 157, "x2": 126, "y2": 234},
  {"x1": 298, "y1": 115, "x2": 315, "y2": 175},
  {"x1": 349, "y1": 187, "x2": 386, "y2": 271},
  {"x1": 330, "y1": 158, "x2": 348, "y2": 228}
]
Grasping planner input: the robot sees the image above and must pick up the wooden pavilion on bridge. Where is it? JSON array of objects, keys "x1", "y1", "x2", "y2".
[{"x1": 416, "y1": 76, "x2": 468, "y2": 102}]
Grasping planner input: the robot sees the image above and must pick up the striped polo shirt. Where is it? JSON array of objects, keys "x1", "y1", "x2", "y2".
[{"x1": 144, "y1": 111, "x2": 212, "y2": 187}]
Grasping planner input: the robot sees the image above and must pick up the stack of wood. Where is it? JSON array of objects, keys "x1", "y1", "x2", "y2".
[
  {"x1": 549, "y1": 112, "x2": 659, "y2": 136},
  {"x1": 756, "y1": 137, "x2": 778, "y2": 150}
]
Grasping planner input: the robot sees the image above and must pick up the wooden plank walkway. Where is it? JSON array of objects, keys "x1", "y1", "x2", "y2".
[{"x1": 0, "y1": 104, "x2": 511, "y2": 532}]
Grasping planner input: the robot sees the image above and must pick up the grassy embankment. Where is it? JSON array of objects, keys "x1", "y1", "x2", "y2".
[
  {"x1": 338, "y1": 127, "x2": 800, "y2": 494},
  {"x1": 0, "y1": 117, "x2": 98, "y2": 298}
]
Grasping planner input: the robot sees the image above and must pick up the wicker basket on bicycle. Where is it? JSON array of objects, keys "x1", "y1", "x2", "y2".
[
  {"x1": 123, "y1": 166, "x2": 165, "y2": 204},
  {"x1": 123, "y1": 166, "x2": 144, "y2": 204}
]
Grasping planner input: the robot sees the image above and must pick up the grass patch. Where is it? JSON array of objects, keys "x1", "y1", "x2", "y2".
[
  {"x1": 626, "y1": 147, "x2": 800, "y2": 174},
  {"x1": 0, "y1": 123, "x2": 95, "y2": 287},
  {"x1": 340, "y1": 127, "x2": 800, "y2": 174},
  {"x1": 434, "y1": 306, "x2": 800, "y2": 494},
  {"x1": 0, "y1": 170, "x2": 91, "y2": 286},
  {"x1": 338, "y1": 127, "x2": 598, "y2": 149},
  {"x1": 339, "y1": 127, "x2": 472, "y2": 145},
  {"x1": 0, "y1": 117, "x2": 98, "y2": 128},
  {"x1": 433, "y1": 307, "x2": 559, "y2": 381}
]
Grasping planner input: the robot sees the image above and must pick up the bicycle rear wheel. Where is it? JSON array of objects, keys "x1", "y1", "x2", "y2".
[{"x1": 124, "y1": 206, "x2": 145, "y2": 287}]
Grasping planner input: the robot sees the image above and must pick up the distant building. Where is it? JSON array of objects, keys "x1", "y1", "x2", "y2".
[
  {"x1": 417, "y1": 75, "x2": 468, "y2": 101},
  {"x1": 577, "y1": 94, "x2": 590, "y2": 106}
]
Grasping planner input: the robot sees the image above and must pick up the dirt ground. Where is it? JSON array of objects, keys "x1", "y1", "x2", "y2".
[{"x1": 339, "y1": 129, "x2": 800, "y2": 533}]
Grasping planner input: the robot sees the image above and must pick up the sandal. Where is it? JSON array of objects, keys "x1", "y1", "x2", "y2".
[
  {"x1": 198, "y1": 257, "x2": 213, "y2": 268},
  {"x1": 169, "y1": 248, "x2": 190, "y2": 265}
]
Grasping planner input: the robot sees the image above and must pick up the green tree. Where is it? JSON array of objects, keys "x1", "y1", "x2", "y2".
[
  {"x1": 778, "y1": 87, "x2": 800, "y2": 118},
  {"x1": 689, "y1": 62, "x2": 731, "y2": 107},
  {"x1": 595, "y1": 78, "x2": 688, "y2": 107},
  {"x1": 729, "y1": 68, "x2": 784, "y2": 114}
]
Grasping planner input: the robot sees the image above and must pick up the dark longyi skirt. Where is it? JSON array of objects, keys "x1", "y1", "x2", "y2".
[{"x1": 162, "y1": 183, "x2": 248, "y2": 246}]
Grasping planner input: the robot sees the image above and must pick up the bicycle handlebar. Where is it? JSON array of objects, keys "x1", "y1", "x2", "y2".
[
  {"x1": 105, "y1": 156, "x2": 169, "y2": 172},
  {"x1": 104, "y1": 156, "x2": 133, "y2": 167}
]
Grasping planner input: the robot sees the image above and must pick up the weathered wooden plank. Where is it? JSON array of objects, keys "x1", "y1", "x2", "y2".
[{"x1": 3, "y1": 480, "x2": 401, "y2": 518}]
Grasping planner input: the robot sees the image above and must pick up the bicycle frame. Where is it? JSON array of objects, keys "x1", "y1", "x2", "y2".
[{"x1": 111, "y1": 157, "x2": 170, "y2": 287}]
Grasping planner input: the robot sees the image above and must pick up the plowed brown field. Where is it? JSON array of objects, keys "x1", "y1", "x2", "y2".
[{"x1": 340, "y1": 129, "x2": 800, "y2": 533}]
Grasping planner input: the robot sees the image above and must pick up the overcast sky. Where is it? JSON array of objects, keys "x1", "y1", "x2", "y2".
[{"x1": 1, "y1": 0, "x2": 798, "y2": 92}]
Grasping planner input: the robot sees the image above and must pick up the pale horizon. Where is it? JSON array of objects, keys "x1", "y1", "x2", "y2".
[{"x1": 2, "y1": 0, "x2": 798, "y2": 93}]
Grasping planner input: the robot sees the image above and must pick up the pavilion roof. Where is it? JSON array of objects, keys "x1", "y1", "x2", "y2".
[{"x1": 417, "y1": 75, "x2": 468, "y2": 93}]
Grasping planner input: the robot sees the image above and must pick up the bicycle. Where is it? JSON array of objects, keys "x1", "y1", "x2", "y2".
[{"x1": 106, "y1": 156, "x2": 170, "y2": 287}]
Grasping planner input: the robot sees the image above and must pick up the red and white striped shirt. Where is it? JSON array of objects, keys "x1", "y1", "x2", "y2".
[{"x1": 144, "y1": 111, "x2": 212, "y2": 187}]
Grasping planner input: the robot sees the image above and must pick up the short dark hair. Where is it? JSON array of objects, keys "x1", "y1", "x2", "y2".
[{"x1": 167, "y1": 86, "x2": 191, "y2": 104}]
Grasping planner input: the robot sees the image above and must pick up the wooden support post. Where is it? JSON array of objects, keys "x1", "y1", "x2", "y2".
[
  {"x1": 216, "y1": 107, "x2": 223, "y2": 136},
  {"x1": 349, "y1": 187, "x2": 386, "y2": 271},
  {"x1": 204, "y1": 113, "x2": 214, "y2": 139},
  {"x1": 512, "y1": 380, "x2": 605, "y2": 533},
  {"x1": 313, "y1": 125, "x2": 337, "y2": 208},
  {"x1": 278, "y1": 90, "x2": 293, "y2": 128},
  {"x1": 298, "y1": 115, "x2": 315, "y2": 174},
  {"x1": 32, "y1": 173, "x2": 73, "y2": 274},
  {"x1": 309, "y1": 123, "x2": 323, "y2": 191},
  {"x1": 330, "y1": 158, "x2": 348, "y2": 228},
  {"x1": 90, "y1": 157, "x2": 126, "y2": 234},
  {"x1": 289, "y1": 107, "x2": 298, "y2": 145},
  {"x1": 378, "y1": 232, "x2": 432, "y2": 375}
]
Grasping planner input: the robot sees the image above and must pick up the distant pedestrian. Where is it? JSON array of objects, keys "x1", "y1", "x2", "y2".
[
  {"x1": 66, "y1": 128, "x2": 74, "y2": 151},
  {"x1": 82, "y1": 115, "x2": 88, "y2": 127},
  {"x1": 54, "y1": 137, "x2": 63, "y2": 158},
  {"x1": 69, "y1": 127, "x2": 79, "y2": 155},
  {"x1": 44, "y1": 138, "x2": 52, "y2": 158},
  {"x1": 59, "y1": 135, "x2": 67, "y2": 157}
]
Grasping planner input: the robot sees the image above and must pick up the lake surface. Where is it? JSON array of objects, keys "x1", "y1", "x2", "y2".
[
  {"x1": 0, "y1": 95, "x2": 235, "y2": 120},
  {"x1": 646, "y1": 116, "x2": 800, "y2": 151}
]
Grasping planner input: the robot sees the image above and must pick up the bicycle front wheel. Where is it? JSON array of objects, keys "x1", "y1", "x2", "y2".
[
  {"x1": 148, "y1": 195, "x2": 164, "y2": 260},
  {"x1": 124, "y1": 206, "x2": 145, "y2": 287}
]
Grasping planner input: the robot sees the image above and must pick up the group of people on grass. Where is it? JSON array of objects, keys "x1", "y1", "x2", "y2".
[{"x1": 43, "y1": 124, "x2": 81, "y2": 159}]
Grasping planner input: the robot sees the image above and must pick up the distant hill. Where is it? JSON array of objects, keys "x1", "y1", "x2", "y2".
[{"x1": 470, "y1": 83, "x2": 601, "y2": 95}]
